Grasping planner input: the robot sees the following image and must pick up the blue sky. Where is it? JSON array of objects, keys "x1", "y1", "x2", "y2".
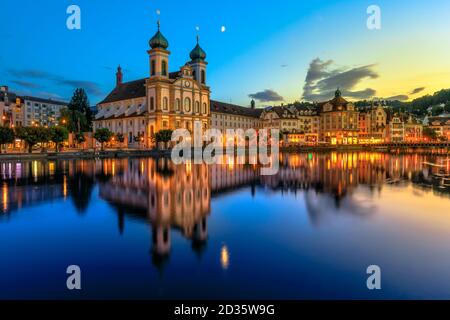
[{"x1": 1, "y1": 0, "x2": 450, "y2": 106}]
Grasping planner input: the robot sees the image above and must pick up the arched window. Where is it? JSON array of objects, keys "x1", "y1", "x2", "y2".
[
  {"x1": 193, "y1": 70, "x2": 196, "y2": 81},
  {"x1": 201, "y1": 70, "x2": 206, "y2": 84},
  {"x1": 175, "y1": 98, "x2": 180, "y2": 112},
  {"x1": 161, "y1": 60, "x2": 167, "y2": 76},
  {"x1": 202, "y1": 102, "x2": 207, "y2": 114},
  {"x1": 184, "y1": 97, "x2": 191, "y2": 112},
  {"x1": 150, "y1": 97, "x2": 155, "y2": 111},
  {"x1": 151, "y1": 60, "x2": 155, "y2": 76},
  {"x1": 195, "y1": 101, "x2": 200, "y2": 113},
  {"x1": 163, "y1": 97, "x2": 168, "y2": 111}
]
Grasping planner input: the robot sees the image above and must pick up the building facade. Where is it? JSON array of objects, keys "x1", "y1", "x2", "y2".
[
  {"x1": 358, "y1": 103, "x2": 387, "y2": 144},
  {"x1": 318, "y1": 89, "x2": 359, "y2": 145},
  {"x1": 1, "y1": 85, "x2": 66, "y2": 128}
]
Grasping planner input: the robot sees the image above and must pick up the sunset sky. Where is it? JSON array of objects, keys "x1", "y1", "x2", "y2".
[{"x1": 1, "y1": 0, "x2": 450, "y2": 106}]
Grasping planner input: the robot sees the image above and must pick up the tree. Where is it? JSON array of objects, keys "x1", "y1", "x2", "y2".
[
  {"x1": 67, "y1": 88, "x2": 92, "y2": 132},
  {"x1": 115, "y1": 133, "x2": 125, "y2": 149},
  {"x1": 15, "y1": 127, "x2": 43, "y2": 153},
  {"x1": 423, "y1": 127, "x2": 438, "y2": 141},
  {"x1": 74, "y1": 132, "x2": 86, "y2": 148},
  {"x1": 36, "y1": 127, "x2": 51, "y2": 152},
  {"x1": 49, "y1": 126, "x2": 69, "y2": 152},
  {"x1": 0, "y1": 127, "x2": 15, "y2": 153},
  {"x1": 94, "y1": 128, "x2": 113, "y2": 151},
  {"x1": 60, "y1": 107, "x2": 88, "y2": 134},
  {"x1": 155, "y1": 130, "x2": 173, "y2": 143}
]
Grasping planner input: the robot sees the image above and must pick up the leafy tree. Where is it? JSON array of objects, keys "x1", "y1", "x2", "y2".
[
  {"x1": 74, "y1": 132, "x2": 86, "y2": 148},
  {"x1": 155, "y1": 130, "x2": 173, "y2": 143},
  {"x1": 36, "y1": 127, "x2": 51, "y2": 152},
  {"x1": 67, "y1": 88, "x2": 92, "y2": 132},
  {"x1": 15, "y1": 127, "x2": 43, "y2": 153},
  {"x1": 423, "y1": 127, "x2": 438, "y2": 141},
  {"x1": 49, "y1": 126, "x2": 69, "y2": 152},
  {"x1": 94, "y1": 128, "x2": 113, "y2": 151},
  {"x1": 0, "y1": 126, "x2": 15, "y2": 153},
  {"x1": 60, "y1": 107, "x2": 88, "y2": 133}
]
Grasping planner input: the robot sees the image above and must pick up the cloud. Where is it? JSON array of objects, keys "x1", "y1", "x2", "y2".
[
  {"x1": 410, "y1": 87, "x2": 425, "y2": 95},
  {"x1": 10, "y1": 80, "x2": 42, "y2": 89},
  {"x1": 302, "y1": 58, "x2": 378, "y2": 101},
  {"x1": 56, "y1": 79, "x2": 103, "y2": 96},
  {"x1": 249, "y1": 89, "x2": 284, "y2": 102},
  {"x1": 385, "y1": 94, "x2": 409, "y2": 101},
  {"x1": 7, "y1": 68, "x2": 103, "y2": 97}
]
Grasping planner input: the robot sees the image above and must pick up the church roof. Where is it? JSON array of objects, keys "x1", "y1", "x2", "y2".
[
  {"x1": 210, "y1": 100, "x2": 263, "y2": 118},
  {"x1": 98, "y1": 78, "x2": 147, "y2": 104}
]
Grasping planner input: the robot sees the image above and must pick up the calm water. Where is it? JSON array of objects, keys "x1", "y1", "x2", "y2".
[{"x1": 1, "y1": 152, "x2": 450, "y2": 300}]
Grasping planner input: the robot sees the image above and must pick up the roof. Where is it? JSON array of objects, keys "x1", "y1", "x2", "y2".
[
  {"x1": 20, "y1": 96, "x2": 68, "y2": 106},
  {"x1": 210, "y1": 100, "x2": 263, "y2": 118},
  {"x1": 428, "y1": 116, "x2": 450, "y2": 125},
  {"x1": 98, "y1": 78, "x2": 147, "y2": 104}
]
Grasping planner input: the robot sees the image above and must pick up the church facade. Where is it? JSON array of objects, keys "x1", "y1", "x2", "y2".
[{"x1": 94, "y1": 21, "x2": 210, "y2": 148}]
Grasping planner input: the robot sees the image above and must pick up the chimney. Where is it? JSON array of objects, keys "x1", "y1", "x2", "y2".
[
  {"x1": 116, "y1": 65, "x2": 123, "y2": 86},
  {"x1": 251, "y1": 99, "x2": 255, "y2": 109}
]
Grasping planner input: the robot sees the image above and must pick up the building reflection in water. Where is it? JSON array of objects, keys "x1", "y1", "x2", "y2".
[{"x1": 0, "y1": 152, "x2": 449, "y2": 268}]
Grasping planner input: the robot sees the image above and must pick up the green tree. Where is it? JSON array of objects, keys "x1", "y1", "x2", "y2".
[
  {"x1": 74, "y1": 132, "x2": 86, "y2": 148},
  {"x1": 67, "y1": 88, "x2": 92, "y2": 132},
  {"x1": 94, "y1": 128, "x2": 113, "y2": 151},
  {"x1": 155, "y1": 130, "x2": 173, "y2": 143},
  {"x1": 423, "y1": 127, "x2": 438, "y2": 141},
  {"x1": 36, "y1": 127, "x2": 51, "y2": 152},
  {"x1": 15, "y1": 127, "x2": 43, "y2": 153},
  {"x1": 0, "y1": 126, "x2": 15, "y2": 153},
  {"x1": 49, "y1": 126, "x2": 69, "y2": 152},
  {"x1": 60, "y1": 107, "x2": 88, "y2": 134}
]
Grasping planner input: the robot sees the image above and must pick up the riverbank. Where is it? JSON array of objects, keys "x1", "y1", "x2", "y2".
[{"x1": 0, "y1": 149, "x2": 172, "y2": 161}]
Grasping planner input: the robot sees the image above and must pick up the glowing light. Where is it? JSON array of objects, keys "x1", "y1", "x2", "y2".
[
  {"x1": 221, "y1": 26, "x2": 226, "y2": 33},
  {"x1": 2, "y1": 183, "x2": 8, "y2": 213},
  {"x1": 220, "y1": 245, "x2": 230, "y2": 269}
]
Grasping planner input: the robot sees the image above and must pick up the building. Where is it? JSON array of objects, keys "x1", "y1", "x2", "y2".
[
  {"x1": 358, "y1": 102, "x2": 387, "y2": 144},
  {"x1": 317, "y1": 89, "x2": 359, "y2": 144},
  {"x1": 404, "y1": 115, "x2": 423, "y2": 142},
  {"x1": 1, "y1": 86, "x2": 66, "y2": 128},
  {"x1": 387, "y1": 114, "x2": 404, "y2": 142},
  {"x1": 428, "y1": 116, "x2": 450, "y2": 140},
  {"x1": 210, "y1": 100, "x2": 263, "y2": 132},
  {"x1": 94, "y1": 21, "x2": 210, "y2": 148},
  {"x1": 260, "y1": 104, "x2": 319, "y2": 144},
  {"x1": 21, "y1": 96, "x2": 67, "y2": 127}
]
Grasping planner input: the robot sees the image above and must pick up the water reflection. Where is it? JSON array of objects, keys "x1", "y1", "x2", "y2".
[{"x1": 0, "y1": 152, "x2": 449, "y2": 270}]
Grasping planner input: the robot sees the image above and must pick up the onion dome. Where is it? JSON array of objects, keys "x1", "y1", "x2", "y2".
[
  {"x1": 190, "y1": 36, "x2": 206, "y2": 61},
  {"x1": 149, "y1": 21, "x2": 169, "y2": 49}
]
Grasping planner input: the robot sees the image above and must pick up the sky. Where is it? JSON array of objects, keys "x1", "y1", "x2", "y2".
[{"x1": 1, "y1": 0, "x2": 450, "y2": 106}]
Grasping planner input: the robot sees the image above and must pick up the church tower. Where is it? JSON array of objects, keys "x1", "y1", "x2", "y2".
[
  {"x1": 148, "y1": 20, "x2": 170, "y2": 78},
  {"x1": 189, "y1": 36, "x2": 207, "y2": 85}
]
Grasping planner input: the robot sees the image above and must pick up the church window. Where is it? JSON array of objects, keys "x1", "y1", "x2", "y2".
[
  {"x1": 201, "y1": 70, "x2": 206, "y2": 84},
  {"x1": 195, "y1": 101, "x2": 200, "y2": 113},
  {"x1": 151, "y1": 60, "x2": 155, "y2": 76},
  {"x1": 161, "y1": 60, "x2": 167, "y2": 76},
  {"x1": 150, "y1": 97, "x2": 155, "y2": 111},
  {"x1": 202, "y1": 103, "x2": 207, "y2": 114},
  {"x1": 175, "y1": 98, "x2": 180, "y2": 111},
  {"x1": 163, "y1": 97, "x2": 168, "y2": 111},
  {"x1": 184, "y1": 97, "x2": 191, "y2": 112}
]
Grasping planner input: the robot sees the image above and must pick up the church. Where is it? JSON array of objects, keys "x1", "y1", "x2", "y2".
[{"x1": 94, "y1": 20, "x2": 211, "y2": 148}]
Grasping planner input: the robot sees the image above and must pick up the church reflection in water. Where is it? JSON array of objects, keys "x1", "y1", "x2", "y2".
[{"x1": 1, "y1": 152, "x2": 449, "y2": 266}]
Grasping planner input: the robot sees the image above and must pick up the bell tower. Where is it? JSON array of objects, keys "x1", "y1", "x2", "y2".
[
  {"x1": 189, "y1": 36, "x2": 207, "y2": 85},
  {"x1": 148, "y1": 20, "x2": 170, "y2": 78}
]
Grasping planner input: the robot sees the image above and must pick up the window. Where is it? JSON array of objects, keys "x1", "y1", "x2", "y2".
[
  {"x1": 184, "y1": 97, "x2": 191, "y2": 112},
  {"x1": 195, "y1": 101, "x2": 200, "y2": 113},
  {"x1": 201, "y1": 70, "x2": 206, "y2": 84},
  {"x1": 163, "y1": 97, "x2": 168, "y2": 111},
  {"x1": 150, "y1": 97, "x2": 154, "y2": 111},
  {"x1": 175, "y1": 98, "x2": 180, "y2": 111},
  {"x1": 151, "y1": 60, "x2": 155, "y2": 76},
  {"x1": 161, "y1": 60, "x2": 167, "y2": 76},
  {"x1": 163, "y1": 120, "x2": 168, "y2": 128}
]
